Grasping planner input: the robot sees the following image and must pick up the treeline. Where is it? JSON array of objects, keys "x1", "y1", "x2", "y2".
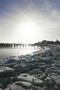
[{"x1": 34, "y1": 40, "x2": 60, "y2": 46}]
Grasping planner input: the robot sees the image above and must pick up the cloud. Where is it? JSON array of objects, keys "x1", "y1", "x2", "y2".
[{"x1": 0, "y1": 0, "x2": 60, "y2": 42}]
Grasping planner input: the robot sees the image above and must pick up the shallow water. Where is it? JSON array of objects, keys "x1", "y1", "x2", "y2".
[{"x1": 0, "y1": 46, "x2": 40, "y2": 59}]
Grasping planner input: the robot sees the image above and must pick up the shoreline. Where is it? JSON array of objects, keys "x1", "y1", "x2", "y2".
[{"x1": 0, "y1": 45, "x2": 60, "y2": 90}]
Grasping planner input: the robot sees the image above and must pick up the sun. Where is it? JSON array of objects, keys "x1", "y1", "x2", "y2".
[
  {"x1": 21, "y1": 19, "x2": 35, "y2": 31},
  {"x1": 17, "y1": 19, "x2": 38, "y2": 44}
]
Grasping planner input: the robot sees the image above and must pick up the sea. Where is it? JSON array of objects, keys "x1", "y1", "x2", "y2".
[{"x1": 0, "y1": 46, "x2": 40, "y2": 60}]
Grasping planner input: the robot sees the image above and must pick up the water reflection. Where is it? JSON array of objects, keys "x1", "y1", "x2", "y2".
[{"x1": 0, "y1": 46, "x2": 40, "y2": 59}]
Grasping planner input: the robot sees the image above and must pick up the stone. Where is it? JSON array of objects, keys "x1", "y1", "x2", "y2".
[
  {"x1": 32, "y1": 86, "x2": 42, "y2": 90},
  {"x1": 15, "y1": 81, "x2": 32, "y2": 88},
  {"x1": 40, "y1": 73, "x2": 48, "y2": 80},
  {"x1": 0, "y1": 89, "x2": 2, "y2": 90},
  {"x1": 6, "y1": 84, "x2": 25, "y2": 90},
  {"x1": 42, "y1": 86, "x2": 55, "y2": 90},
  {"x1": 0, "y1": 83, "x2": 4, "y2": 88},
  {"x1": 17, "y1": 73, "x2": 36, "y2": 83},
  {"x1": 51, "y1": 76, "x2": 60, "y2": 87},
  {"x1": 33, "y1": 78, "x2": 44, "y2": 87},
  {"x1": 0, "y1": 66, "x2": 15, "y2": 77},
  {"x1": 45, "y1": 77, "x2": 55, "y2": 87}
]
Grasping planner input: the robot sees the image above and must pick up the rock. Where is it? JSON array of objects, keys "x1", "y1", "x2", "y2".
[
  {"x1": 42, "y1": 86, "x2": 55, "y2": 90},
  {"x1": 45, "y1": 77, "x2": 55, "y2": 87},
  {"x1": 17, "y1": 73, "x2": 36, "y2": 83},
  {"x1": 54, "y1": 85, "x2": 58, "y2": 90},
  {"x1": 0, "y1": 83, "x2": 4, "y2": 88},
  {"x1": 33, "y1": 78, "x2": 44, "y2": 87},
  {"x1": 15, "y1": 81, "x2": 32, "y2": 88},
  {"x1": 0, "y1": 89, "x2": 2, "y2": 90},
  {"x1": 0, "y1": 66, "x2": 15, "y2": 77},
  {"x1": 5, "y1": 59, "x2": 16, "y2": 64},
  {"x1": 51, "y1": 76, "x2": 60, "y2": 87},
  {"x1": 17, "y1": 73, "x2": 44, "y2": 87},
  {"x1": 5, "y1": 81, "x2": 32, "y2": 90},
  {"x1": 29, "y1": 69, "x2": 43, "y2": 76},
  {"x1": 32, "y1": 86, "x2": 42, "y2": 90},
  {"x1": 5, "y1": 84, "x2": 26, "y2": 90},
  {"x1": 39, "y1": 65, "x2": 47, "y2": 72},
  {"x1": 0, "y1": 77, "x2": 12, "y2": 88},
  {"x1": 40, "y1": 73, "x2": 48, "y2": 80}
]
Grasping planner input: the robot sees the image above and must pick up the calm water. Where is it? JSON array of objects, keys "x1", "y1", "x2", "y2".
[{"x1": 0, "y1": 46, "x2": 40, "y2": 60}]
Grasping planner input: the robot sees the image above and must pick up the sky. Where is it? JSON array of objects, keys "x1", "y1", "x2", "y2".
[{"x1": 0, "y1": 0, "x2": 60, "y2": 44}]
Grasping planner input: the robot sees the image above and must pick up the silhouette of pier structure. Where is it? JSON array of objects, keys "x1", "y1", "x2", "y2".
[
  {"x1": 0, "y1": 40, "x2": 60, "y2": 48},
  {"x1": 0, "y1": 43, "x2": 39, "y2": 49}
]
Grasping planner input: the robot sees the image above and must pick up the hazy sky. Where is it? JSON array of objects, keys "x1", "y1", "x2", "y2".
[{"x1": 0, "y1": 0, "x2": 60, "y2": 43}]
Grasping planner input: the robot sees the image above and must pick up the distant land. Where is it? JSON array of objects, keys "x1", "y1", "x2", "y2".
[{"x1": 0, "y1": 40, "x2": 60, "y2": 48}]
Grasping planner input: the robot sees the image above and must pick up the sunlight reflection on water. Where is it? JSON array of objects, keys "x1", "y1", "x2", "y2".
[{"x1": 0, "y1": 46, "x2": 40, "y2": 59}]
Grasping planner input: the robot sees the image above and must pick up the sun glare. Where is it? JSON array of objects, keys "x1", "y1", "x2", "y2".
[{"x1": 17, "y1": 19, "x2": 38, "y2": 43}]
